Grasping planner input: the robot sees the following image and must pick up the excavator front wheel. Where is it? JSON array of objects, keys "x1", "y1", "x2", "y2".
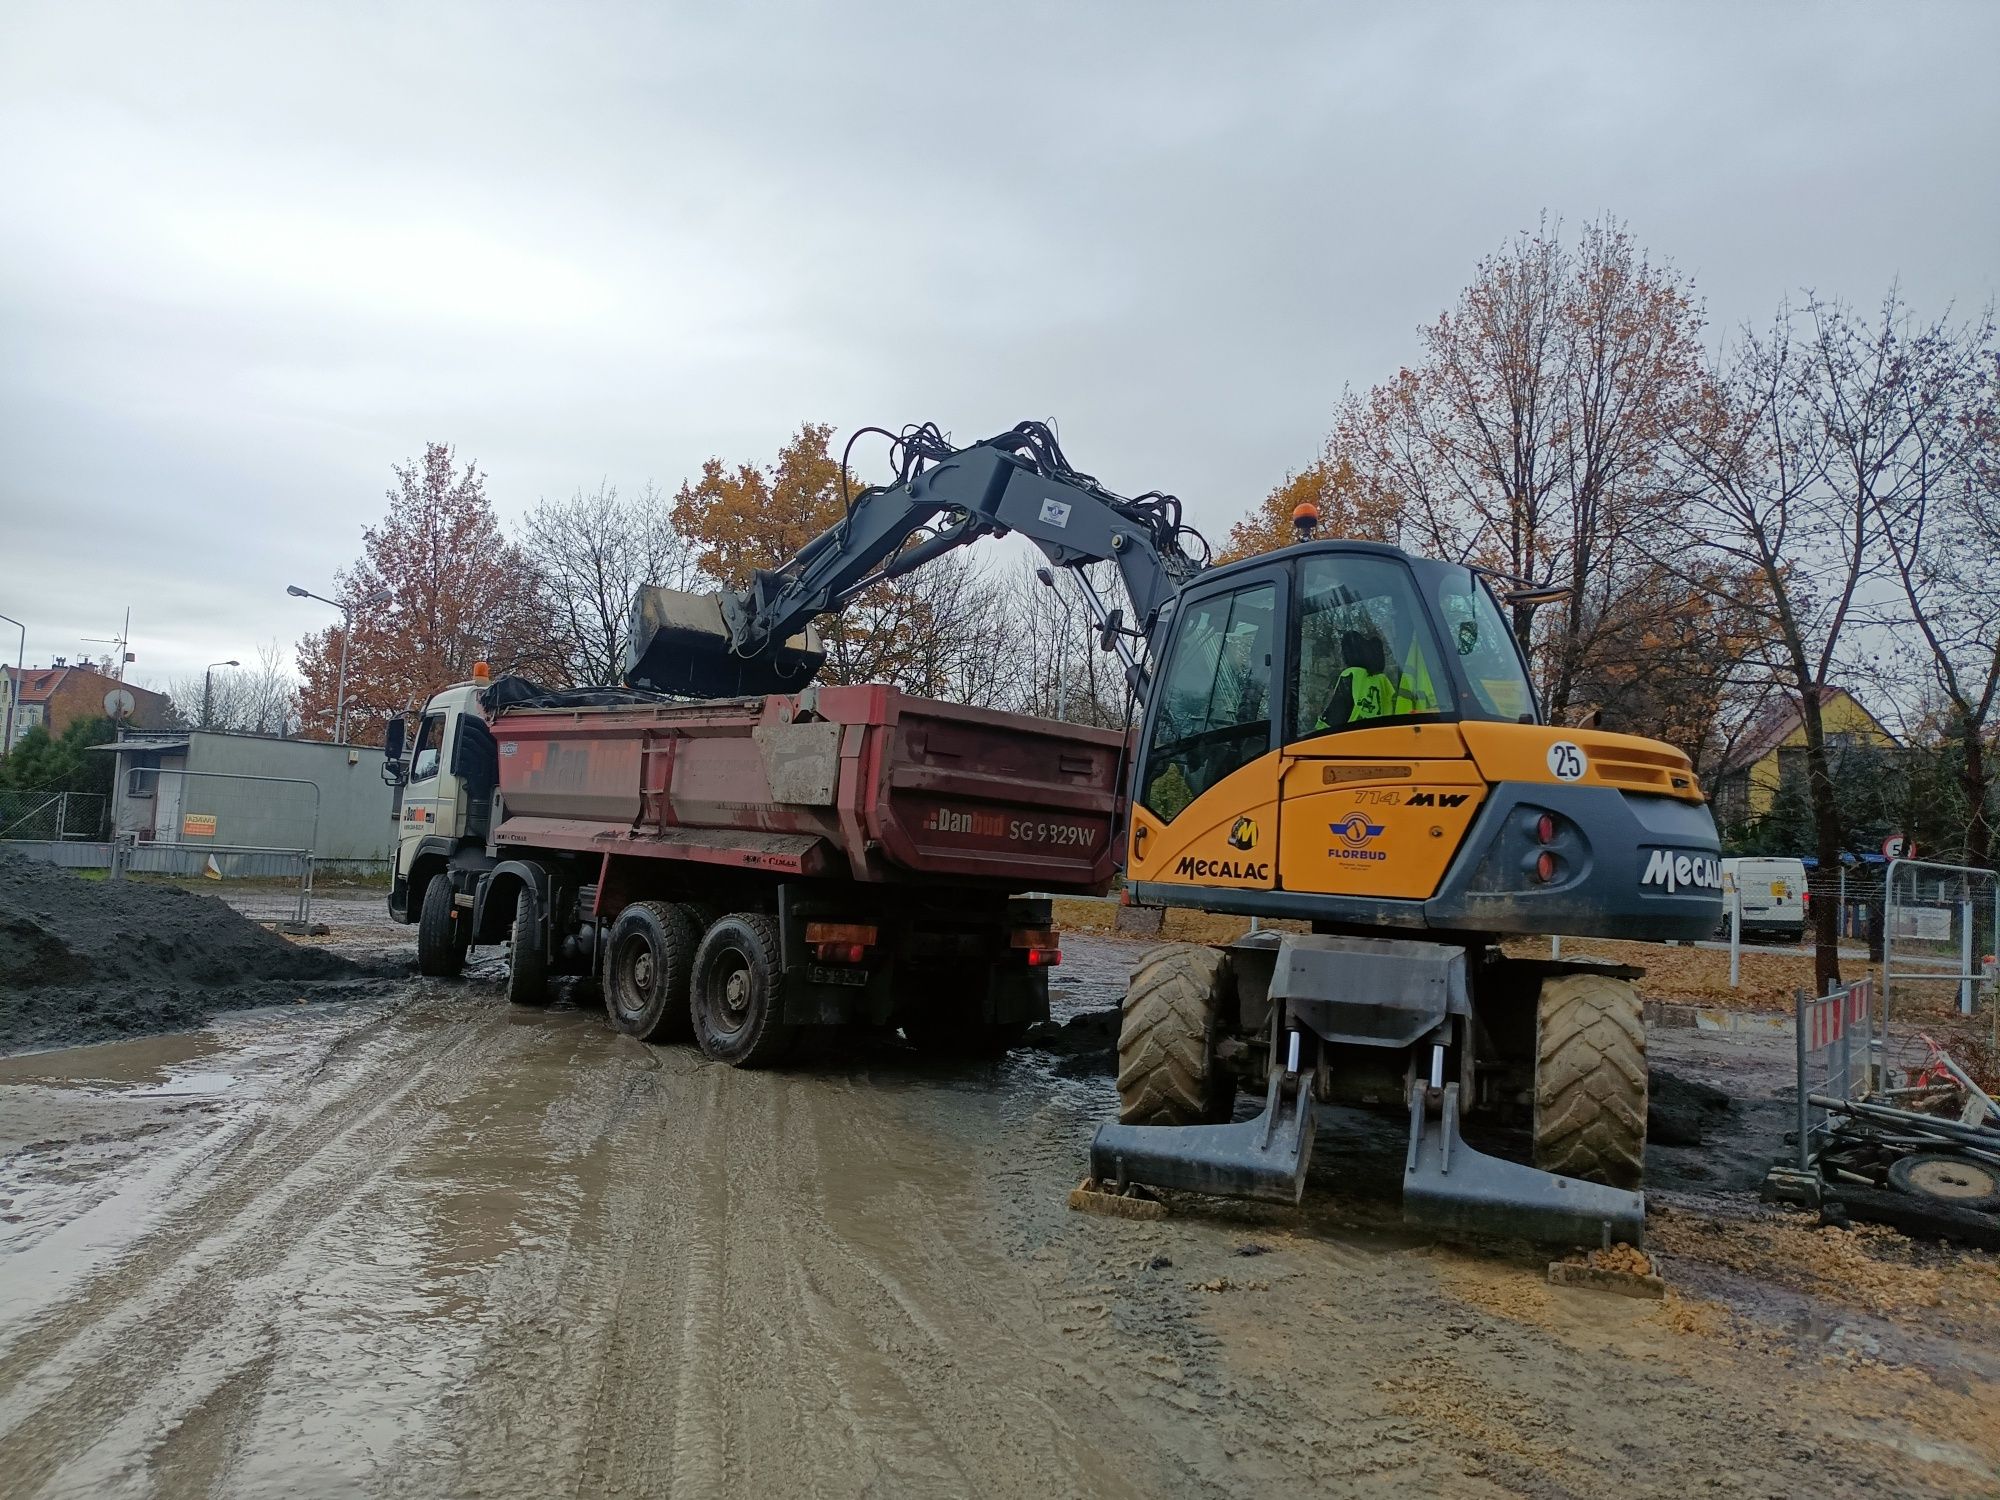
[
  {"x1": 1532, "y1": 972, "x2": 1647, "y2": 1190},
  {"x1": 1116, "y1": 944, "x2": 1238, "y2": 1127}
]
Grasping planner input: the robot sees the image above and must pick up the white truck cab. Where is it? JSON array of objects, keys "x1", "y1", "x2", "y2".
[{"x1": 382, "y1": 678, "x2": 499, "y2": 934}]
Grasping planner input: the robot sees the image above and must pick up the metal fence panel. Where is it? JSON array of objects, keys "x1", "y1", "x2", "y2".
[
  {"x1": 0, "y1": 790, "x2": 108, "y2": 842},
  {"x1": 1796, "y1": 976, "x2": 1877, "y2": 1169},
  {"x1": 1884, "y1": 858, "x2": 1997, "y2": 1028}
]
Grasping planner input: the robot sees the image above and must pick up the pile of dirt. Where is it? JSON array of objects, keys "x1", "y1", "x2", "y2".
[{"x1": 0, "y1": 855, "x2": 363, "y2": 1053}]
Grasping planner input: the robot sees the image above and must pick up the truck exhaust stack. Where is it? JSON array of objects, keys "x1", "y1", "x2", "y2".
[{"x1": 625, "y1": 586, "x2": 826, "y2": 699}]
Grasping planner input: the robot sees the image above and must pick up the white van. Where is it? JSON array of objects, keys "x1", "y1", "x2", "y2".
[{"x1": 1719, "y1": 857, "x2": 1808, "y2": 943}]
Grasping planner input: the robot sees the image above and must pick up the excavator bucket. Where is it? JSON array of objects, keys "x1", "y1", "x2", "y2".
[
  {"x1": 1088, "y1": 1073, "x2": 1316, "y2": 1204},
  {"x1": 625, "y1": 587, "x2": 825, "y2": 699},
  {"x1": 1400, "y1": 1082, "x2": 1646, "y2": 1246}
]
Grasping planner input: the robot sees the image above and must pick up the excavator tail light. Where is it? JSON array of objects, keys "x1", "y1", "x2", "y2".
[
  {"x1": 1534, "y1": 850, "x2": 1558, "y2": 883},
  {"x1": 1536, "y1": 813, "x2": 1556, "y2": 845}
]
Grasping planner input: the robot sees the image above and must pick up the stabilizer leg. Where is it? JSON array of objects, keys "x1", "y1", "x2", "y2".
[{"x1": 1089, "y1": 1069, "x2": 1316, "y2": 1205}]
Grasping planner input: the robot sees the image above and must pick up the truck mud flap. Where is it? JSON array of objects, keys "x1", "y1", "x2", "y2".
[
  {"x1": 1088, "y1": 1071, "x2": 1314, "y2": 1205},
  {"x1": 1403, "y1": 1081, "x2": 1645, "y2": 1247}
]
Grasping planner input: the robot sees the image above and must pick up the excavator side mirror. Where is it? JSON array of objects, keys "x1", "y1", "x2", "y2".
[{"x1": 1098, "y1": 608, "x2": 1125, "y2": 652}]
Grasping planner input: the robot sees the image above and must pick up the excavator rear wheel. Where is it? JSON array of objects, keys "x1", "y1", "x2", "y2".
[
  {"x1": 1532, "y1": 972, "x2": 1647, "y2": 1190},
  {"x1": 1116, "y1": 943, "x2": 1237, "y2": 1127}
]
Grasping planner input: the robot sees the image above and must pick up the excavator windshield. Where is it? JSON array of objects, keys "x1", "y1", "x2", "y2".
[
  {"x1": 1294, "y1": 554, "x2": 1450, "y2": 738},
  {"x1": 1429, "y1": 564, "x2": 1536, "y2": 723}
]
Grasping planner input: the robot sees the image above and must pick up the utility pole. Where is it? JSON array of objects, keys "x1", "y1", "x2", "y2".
[
  {"x1": 0, "y1": 610, "x2": 23, "y2": 758},
  {"x1": 288, "y1": 585, "x2": 388, "y2": 742}
]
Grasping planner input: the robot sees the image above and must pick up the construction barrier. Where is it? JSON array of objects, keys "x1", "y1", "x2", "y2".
[{"x1": 1795, "y1": 976, "x2": 1877, "y2": 1170}]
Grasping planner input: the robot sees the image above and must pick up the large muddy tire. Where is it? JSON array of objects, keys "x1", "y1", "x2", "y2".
[
  {"x1": 1116, "y1": 943, "x2": 1237, "y2": 1126},
  {"x1": 1532, "y1": 972, "x2": 1646, "y2": 1190},
  {"x1": 604, "y1": 901, "x2": 698, "y2": 1042},
  {"x1": 690, "y1": 912, "x2": 794, "y2": 1068},
  {"x1": 416, "y1": 876, "x2": 467, "y2": 978},
  {"x1": 506, "y1": 886, "x2": 551, "y2": 1007}
]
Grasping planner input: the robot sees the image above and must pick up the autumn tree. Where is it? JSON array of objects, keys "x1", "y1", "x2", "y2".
[
  {"x1": 1318, "y1": 217, "x2": 1717, "y2": 727},
  {"x1": 1218, "y1": 454, "x2": 1402, "y2": 562},
  {"x1": 296, "y1": 443, "x2": 553, "y2": 743},
  {"x1": 671, "y1": 422, "x2": 1010, "y2": 697},
  {"x1": 522, "y1": 479, "x2": 699, "y2": 686}
]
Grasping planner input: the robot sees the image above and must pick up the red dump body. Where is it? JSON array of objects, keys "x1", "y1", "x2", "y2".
[{"x1": 489, "y1": 684, "x2": 1125, "y2": 894}]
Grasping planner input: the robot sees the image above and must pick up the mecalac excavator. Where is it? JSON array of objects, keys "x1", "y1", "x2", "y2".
[{"x1": 622, "y1": 420, "x2": 1723, "y2": 1246}]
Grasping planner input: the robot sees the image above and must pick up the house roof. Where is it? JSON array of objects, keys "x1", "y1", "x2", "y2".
[
  {"x1": 5, "y1": 666, "x2": 69, "y2": 702},
  {"x1": 1714, "y1": 686, "x2": 1898, "y2": 777}
]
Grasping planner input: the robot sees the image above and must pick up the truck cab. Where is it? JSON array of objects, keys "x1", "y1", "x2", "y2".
[{"x1": 384, "y1": 680, "x2": 498, "y2": 928}]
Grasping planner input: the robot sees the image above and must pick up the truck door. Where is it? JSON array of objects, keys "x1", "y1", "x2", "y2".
[{"x1": 401, "y1": 709, "x2": 459, "y2": 845}]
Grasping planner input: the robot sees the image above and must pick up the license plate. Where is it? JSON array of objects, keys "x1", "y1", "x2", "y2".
[{"x1": 807, "y1": 964, "x2": 870, "y2": 988}]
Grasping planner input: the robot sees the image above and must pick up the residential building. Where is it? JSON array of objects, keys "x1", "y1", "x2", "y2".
[
  {"x1": 1708, "y1": 687, "x2": 1899, "y2": 827},
  {"x1": 2, "y1": 660, "x2": 170, "y2": 751}
]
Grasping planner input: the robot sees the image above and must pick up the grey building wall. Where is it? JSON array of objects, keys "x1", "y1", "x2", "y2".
[
  {"x1": 106, "y1": 732, "x2": 395, "y2": 867},
  {"x1": 182, "y1": 733, "x2": 394, "y2": 862}
]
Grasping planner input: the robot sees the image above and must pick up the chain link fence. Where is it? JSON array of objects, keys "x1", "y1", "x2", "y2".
[{"x1": 0, "y1": 790, "x2": 108, "y2": 842}]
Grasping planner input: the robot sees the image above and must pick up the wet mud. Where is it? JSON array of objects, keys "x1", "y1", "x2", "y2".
[{"x1": 0, "y1": 911, "x2": 1995, "y2": 1497}]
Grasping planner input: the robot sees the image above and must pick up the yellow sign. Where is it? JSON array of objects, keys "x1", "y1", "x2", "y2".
[{"x1": 182, "y1": 814, "x2": 217, "y2": 837}]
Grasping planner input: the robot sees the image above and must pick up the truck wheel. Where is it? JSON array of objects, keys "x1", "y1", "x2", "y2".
[
  {"x1": 1117, "y1": 943, "x2": 1237, "y2": 1126},
  {"x1": 604, "y1": 901, "x2": 698, "y2": 1042},
  {"x1": 1533, "y1": 972, "x2": 1646, "y2": 1190},
  {"x1": 416, "y1": 876, "x2": 467, "y2": 978},
  {"x1": 507, "y1": 886, "x2": 550, "y2": 1007},
  {"x1": 690, "y1": 913, "x2": 793, "y2": 1067}
]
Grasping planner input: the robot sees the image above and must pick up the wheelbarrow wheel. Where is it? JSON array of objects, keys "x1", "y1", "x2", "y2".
[
  {"x1": 1533, "y1": 972, "x2": 1646, "y2": 1190},
  {"x1": 1117, "y1": 943, "x2": 1236, "y2": 1127},
  {"x1": 1888, "y1": 1152, "x2": 2000, "y2": 1212}
]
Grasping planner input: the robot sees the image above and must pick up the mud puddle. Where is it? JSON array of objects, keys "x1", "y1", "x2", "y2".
[{"x1": 0, "y1": 940, "x2": 1996, "y2": 1497}]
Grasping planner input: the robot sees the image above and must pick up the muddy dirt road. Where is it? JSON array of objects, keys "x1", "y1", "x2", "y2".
[{"x1": 2, "y1": 896, "x2": 1997, "y2": 1498}]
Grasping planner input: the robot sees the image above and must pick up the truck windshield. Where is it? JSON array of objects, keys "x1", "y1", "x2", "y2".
[{"x1": 1433, "y1": 567, "x2": 1536, "y2": 723}]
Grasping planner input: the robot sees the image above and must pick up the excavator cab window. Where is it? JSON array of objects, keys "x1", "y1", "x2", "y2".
[
  {"x1": 1140, "y1": 581, "x2": 1275, "y2": 821},
  {"x1": 1433, "y1": 566, "x2": 1535, "y2": 722},
  {"x1": 1292, "y1": 555, "x2": 1450, "y2": 739}
]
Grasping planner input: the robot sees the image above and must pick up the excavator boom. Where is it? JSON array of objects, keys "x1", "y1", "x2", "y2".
[{"x1": 625, "y1": 422, "x2": 1206, "y2": 697}]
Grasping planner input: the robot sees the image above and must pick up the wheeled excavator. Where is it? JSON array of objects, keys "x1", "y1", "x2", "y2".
[{"x1": 625, "y1": 420, "x2": 1724, "y2": 1245}]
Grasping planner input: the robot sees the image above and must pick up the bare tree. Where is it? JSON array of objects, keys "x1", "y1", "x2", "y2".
[
  {"x1": 162, "y1": 640, "x2": 301, "y2": 736},
  {"x1": 522, "y1": 480, "x2": 700, "y2": 686},
  {"x1": 1856, "y1": 297, "x2": 1999, "y2": 866},
  {"x1": 1003, "y1": 557, "x2": 1132, "y2": 728},
  {"x1": 1667, "y1": 298, "x2": 1888, "y2": 992}
]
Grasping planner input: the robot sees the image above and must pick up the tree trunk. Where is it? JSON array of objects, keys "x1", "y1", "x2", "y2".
[
  {"x1": 1959, "y1": 712, "x2": 1994, "y2": 871},
  {"x1": 1797, "y1": 689, "x2": 1844, "y2": 995}
]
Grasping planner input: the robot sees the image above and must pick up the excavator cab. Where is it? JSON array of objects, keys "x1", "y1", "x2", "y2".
[{"x1": 1101, "y1": 540, "x2": 1723, "y2": 1246}]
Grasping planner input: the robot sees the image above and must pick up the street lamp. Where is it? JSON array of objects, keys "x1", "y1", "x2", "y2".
[
  {"x1": 287, "y1": 584, "x2": 386, "y2": 743},
  {"x1": 0, "y1": 611, "x2": 23, "y2": 759},
  {"x1": 202, "y1": 659, "x2": 240, "y2": 730}
]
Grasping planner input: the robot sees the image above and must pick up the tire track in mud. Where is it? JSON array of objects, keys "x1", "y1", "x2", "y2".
[{"x1": 0, "y1": 989, "x2": 529, "y2": 1496}]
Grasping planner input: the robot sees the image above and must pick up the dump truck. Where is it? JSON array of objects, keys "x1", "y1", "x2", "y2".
[
  {"x1": 383, "y1": 679, "x2": 1122, "y2": 1059},
  {"x1": 387, "y1": 418, "x2": 1723, "y2": 1245}
]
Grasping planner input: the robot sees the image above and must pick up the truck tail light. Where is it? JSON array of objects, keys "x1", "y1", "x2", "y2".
[
  {"x1": 1025, "y1": 948, "x2": 1061, "y2": 968},
  {"x1": 1010, "y1": 928, "x2": 1057, "y2": 949},
  {"x1": 806, "y1": 921, "x2": 876, "y2": 967}
]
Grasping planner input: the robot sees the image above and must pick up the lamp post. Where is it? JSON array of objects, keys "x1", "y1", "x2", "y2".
[
  {"x1": 0, "y1": 610, "x2": 22, "y2": 759},
  {"x1": 287, "y1": 585, "x2": 387, "y2": 743},
  {"x1": 202, "y1": 659, "x2": 240, "y2": 730}
]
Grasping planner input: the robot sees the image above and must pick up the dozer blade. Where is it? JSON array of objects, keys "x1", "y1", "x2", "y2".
[
  {"x1": 1402, "y1": 1082, "x2": 1645, "y2": 1247},
  {"x1": 1089, "y1": 1073, "x2": 1315, "y2": 1205},
  {"x1": 625, "y1": 587, "x2": 826, "y2": 699}
]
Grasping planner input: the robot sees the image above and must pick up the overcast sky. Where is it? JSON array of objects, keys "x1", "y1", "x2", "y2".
[{"x1": 2, "y1": 2, "x2": 1995, "y2": 690}]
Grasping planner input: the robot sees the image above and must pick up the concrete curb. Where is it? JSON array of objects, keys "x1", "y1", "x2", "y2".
[{"x1": 1645, "y1": 1000, "x2": 1792, "y2": 1035}]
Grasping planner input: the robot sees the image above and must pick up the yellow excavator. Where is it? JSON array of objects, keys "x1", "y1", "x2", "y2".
[{"x1": 628, "y1": 420, "x2": 1724, "y2": 1245}]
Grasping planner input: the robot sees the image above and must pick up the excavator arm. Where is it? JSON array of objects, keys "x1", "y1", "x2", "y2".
[{"x1": 626, "y1": 421, "x2": 1208, "y2": 698}]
